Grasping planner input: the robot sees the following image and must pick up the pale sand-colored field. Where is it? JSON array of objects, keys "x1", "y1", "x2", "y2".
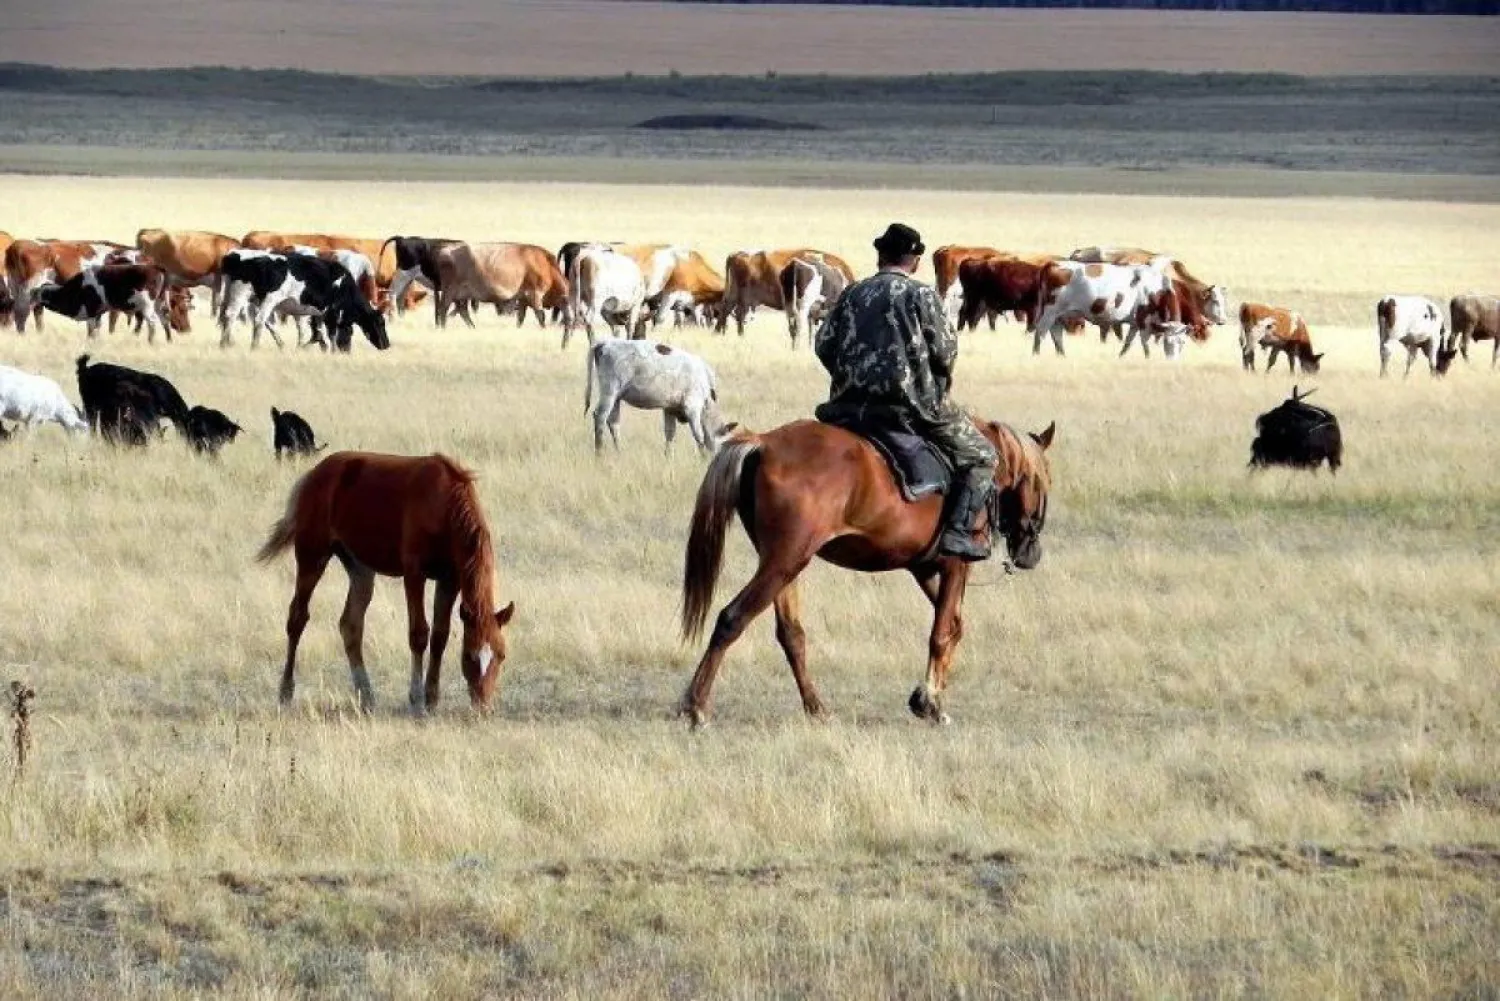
[
  {"x1": 1, "y1": 174, "x2": 1498, "y2": 996},
  {"x1": 4, "y1": 2, "x2": 1497, "y2": 76}
]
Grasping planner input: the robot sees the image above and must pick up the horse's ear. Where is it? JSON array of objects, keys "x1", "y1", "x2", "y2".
[
  {"x1": 1313, "y1": 353, "x2": 1326, "y2": 362},
  {"x1": 1031, "y1": 422, "x2": 1056, "y2": 451},
  {"x1": 495, "y1": 601, "x2": 515, "y2": 627}
]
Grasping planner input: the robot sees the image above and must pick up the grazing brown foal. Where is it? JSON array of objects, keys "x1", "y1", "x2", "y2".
[
  {"x1": 257, "y1": 451, "x2": 515, "y2": 714},
  {"x1": 680, "y1": 417, "x2": 1053, "y2": 727}
]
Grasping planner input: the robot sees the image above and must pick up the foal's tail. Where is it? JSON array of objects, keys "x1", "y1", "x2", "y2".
[
  {"x1": 681, "y1": 433, "x2": 760, "y2": 643},
  {"x1": 255, "y1": 469, "x2": 311, "y2": 564}
]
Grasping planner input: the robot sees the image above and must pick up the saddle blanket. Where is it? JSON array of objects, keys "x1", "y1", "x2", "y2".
[{"x1": 817, "y1": 411, "x2": 951, "y2": 502}]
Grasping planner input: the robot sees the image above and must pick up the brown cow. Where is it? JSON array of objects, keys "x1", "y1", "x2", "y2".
[
  {"x1": 717, "y1": 248, "x2": 853, "y2": 335},
  {"x1": 932, "y1": 245, "x2": 1002, "y2": 325},
  {"x1": 1450, "y1": 294, "x2": 1500, "y2": 370},
  {"x1": 434, "y1": 242, "x2": 567, "y2": 329},
  {"x1": 956, "y1": 257, "x2": 1049, "y2": 332},
  {"x1": 0, "y1": 231, "x2": 12, "y2": 328},
  {"x1": 1240, "y1": 302, "x2": 1322, "y2": 374},
  {"x1": 135, "y1": 229, "x2": 240, "y2": 314},
  {"x1": 5, "y1": 239, "x2": 127, "y2": 332}
]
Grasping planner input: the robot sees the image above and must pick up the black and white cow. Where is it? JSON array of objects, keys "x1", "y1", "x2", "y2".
[
  {"x1": 218, "y1": 250, "x2": 389, "y2": 351},
  {"x1": 381, "y1": 236, "x2": 459, "y2": 316},
  {"x1": 34, "y1": 264, "x2": 171, "y2": 342}
]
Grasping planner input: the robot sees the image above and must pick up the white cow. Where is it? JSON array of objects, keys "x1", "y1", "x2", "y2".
[
  {"x1": 583, "y1": 339, "x2": 729, "y2": 454},
  {"x1": 1377, "y1": 295, "x2": 1448, "y2": 378},
  {"x1": 565, "y1": 245, "x2": 646, "y2": 347},
  {"x1": 0, "y1": 365, "x2": 89, "y2": 433},
  {"x1": 1031, "y1": 259, "x2": 1177, "y2": 356}
]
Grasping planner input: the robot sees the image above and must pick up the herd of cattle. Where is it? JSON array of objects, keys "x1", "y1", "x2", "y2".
[{"x1": 2, "y1": 229, "x2": 1496, "y2": 376}]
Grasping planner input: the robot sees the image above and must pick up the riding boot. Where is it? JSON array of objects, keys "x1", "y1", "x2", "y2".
[{"x1": 938, "y1": 478, "x2": 993, "y2": 562}]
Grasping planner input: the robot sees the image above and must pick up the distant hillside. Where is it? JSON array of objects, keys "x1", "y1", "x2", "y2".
[{"x1": 661, "y1": 0, "x2": 1497, "y2": 9}]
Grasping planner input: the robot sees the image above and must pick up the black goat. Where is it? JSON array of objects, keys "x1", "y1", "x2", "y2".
[{"x1": 1249, "y1": 385, "x2": 1342, "y2": 474}]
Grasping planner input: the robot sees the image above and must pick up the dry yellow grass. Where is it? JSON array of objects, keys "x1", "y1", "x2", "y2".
[{"x1": 1, "y1": 173, "x2": 1498, "y2": 998}]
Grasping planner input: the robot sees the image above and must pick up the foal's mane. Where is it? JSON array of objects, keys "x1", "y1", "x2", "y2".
[{"x1": 435, "y1": 455, "x2": 496, "y2": 622}]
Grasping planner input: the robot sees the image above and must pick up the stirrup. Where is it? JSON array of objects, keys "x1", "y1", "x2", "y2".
[{"x1": 938, "y1": 527, "x2": 992, "y2": 562}]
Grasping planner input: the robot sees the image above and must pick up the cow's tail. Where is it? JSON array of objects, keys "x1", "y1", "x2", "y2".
[
  {"x1": 1376, "y1": 298, "x2": 1393, "y2": 341},
  {"x1": 681, "y1": 433, "x2": 760, "y2": 643},
  {"x1": 583, "y1": 340, "x2": 601, "y2": 415},
  {"x1": 1030, "y1": 263, "x2": 1059, "y2": 332},
  {"x1": 255, "y1": 469, "x2": 311, "y2": 564},
  {"x1": 778, "y1": 262, "x2": 798, "y2": 310},
  {"x1": 717, "y1": 257, "x2": 741, "y2": 330},
  {"x1": 76, "y1": 354, "x2": 91, "y2": 383}
]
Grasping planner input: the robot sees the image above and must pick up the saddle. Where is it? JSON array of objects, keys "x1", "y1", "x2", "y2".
[{"x1": 816, "y1": 407, "x2": 952, "y2": 502}]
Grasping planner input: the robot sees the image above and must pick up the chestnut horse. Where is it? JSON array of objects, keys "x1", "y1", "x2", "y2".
[
  {"x1": 680, "y1": 417, "x2": 1054, "y2": 727},
  {"x1": 257, "y1": 451, "x2": 516, "y2": 714}
]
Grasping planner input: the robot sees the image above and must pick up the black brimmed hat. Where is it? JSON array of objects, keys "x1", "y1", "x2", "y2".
[{"x1": 874, "y1": 222, "x2": 925, "y2": 259}]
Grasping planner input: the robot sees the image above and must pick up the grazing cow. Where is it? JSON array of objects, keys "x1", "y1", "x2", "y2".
[
  {"x1": 1239, "y1": 303, "x2": 1322, "y2": 375},
  {"x1": 0, "y1": 364, "x2": 89, "y2": 433},
  {"x1": 134, "y1": 229, "x2": 240, "y2": 314},
  {"x1": 382, "y1": 235, "x2": 460, "y2": 314},
  {"x1": 1118, "y1": 277, "x2": 1212, "y2": 359},
  {"x1": 75, "y1": 354, "x2": 190, "y2": 444},
  {"x1": 1450, "y1": 293, "x2": 1500, "y2": 369},
  {"x1": 34, "y1": 264, "x2": 172, "y2": 342},
  {"x1": 1376, "y1": 295, "x2": 1450, "y2": 378},
  {"x1": 641, "y1": 250, "x2": 725, "y2": 333},
  {"x1": 271, "y1": 407, "x2": 325, "y2": 459},
  {"x1": 780, "y1": 256, "x2": 848, "y2": 348},
  {"x1": 932, "y1": 245, "x2": 1003, "y2": 326},
  {"x1": 5, "y1": 239, "x2": 126, "y2": 331},
  {"x1": 242, "y1": 231, "x2": 396, "y2": 283},
  {"x1": 219, "y1": 251, "x2": 389, "y2": 351},
  {"x1": 183, "y1": 405, "x2": 243, "y2": 457},
  {"x1": 1249, "y1": 386, "x2": 1342, "y2": 474},
  {"x1": 433, "y1": 242, "x2": 568, "y2": 330},
  {"x1": 1031, "y1": 260, "x2": 1177, "y2": 356},
  {"x1": 718, "y1": 248, "x2": 854, "y2": 336},
  {"x1": 1070, "y1": 246, "x2": 1228, "y2": 329},
  {"x1": 584, "y1": 339, "x2": 730, "y2": 454},
  {"x1": 565, "y1": 244, "x2": 647, "y2": 347}
]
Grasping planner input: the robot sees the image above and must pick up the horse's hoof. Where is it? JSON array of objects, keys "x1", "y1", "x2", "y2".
[
  {"x1": 935, "y1": 712, "x2": 952, "y2": 727},
  {"x1": 908, "y1": 686, "x2": 929, "y2": 719}
]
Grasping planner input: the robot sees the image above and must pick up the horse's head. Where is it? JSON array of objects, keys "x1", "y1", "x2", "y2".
[
  {"x1": 984, "y1": 421, "x2": 1055, "y2": 570},
  {"x1": 459, "y1": 600, "x2": 516, "y2": 711}
]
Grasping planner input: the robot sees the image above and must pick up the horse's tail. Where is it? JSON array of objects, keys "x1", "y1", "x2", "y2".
[
  {"x1": 681, "y1": 433, "x2": 760, "y2": 643},
  {"x1": 255, "y1": 469, "x2": 311, "y2": 564}
]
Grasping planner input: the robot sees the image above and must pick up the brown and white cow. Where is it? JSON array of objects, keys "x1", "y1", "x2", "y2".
[
  {"x1": 1032, "y1": 260, "x2": 1178, "y2": 356},
  {"x1": 642, "y1": 250, "x2": 725, "y2": 334},
  {"x1": 1240, "y1": 303, "x2": 1322, "y2": 375},
  {"x1": 434, "y1": 242, "x2": 568, "y2": 330},
  {"x1": 1450, "y1": 293, "x2": 1500, "y2": 370},
  {"x1": 1376, "y1": 295, "x2": 1450, "y2": 378},
  {"x1": 1070, "y1": 246, "x2": 1228, "y2": 331},
  {"x1": 717, "y1": 248, "x2": 853, "y2": 335},
  {"x1": 5, "y1": 239, "x2": 127, "y2": 331},
  {"x1": 1118, "y1": 278, "x2": 1213, "y2": 359},
  {"x1": 34, "y1": 264, "x2": 172, "y2": 342},
  {"x1": 0, "y1": 231, "x2": 12, "y2": 328},
  {"x1": 779, "y1": 255, "x2": 849, "y2": 348},
  {"x1": 135, "y1": 229, "x2": 240, "y2": 315}
]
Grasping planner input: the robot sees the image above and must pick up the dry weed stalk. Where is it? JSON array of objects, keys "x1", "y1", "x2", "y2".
[{"x1": 10, "y1": 680, "x2": 35, "y2": 779}]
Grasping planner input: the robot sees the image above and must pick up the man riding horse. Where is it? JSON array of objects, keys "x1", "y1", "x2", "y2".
[{"x1": 813, "y1": 223, "x2": 999, "y2": 561}]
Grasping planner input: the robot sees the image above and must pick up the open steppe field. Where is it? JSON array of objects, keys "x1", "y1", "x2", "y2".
[{"x1": 1, "y1": 173, "x2": 1499, "y2": 997}]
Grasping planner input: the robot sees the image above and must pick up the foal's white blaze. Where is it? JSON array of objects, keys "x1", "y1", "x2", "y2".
[{"x1": 477, "y1": 644, "x2": 494, "y2": 679}]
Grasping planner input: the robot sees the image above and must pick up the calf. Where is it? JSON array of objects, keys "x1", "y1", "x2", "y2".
[
  {"x1": 219, "y1": 251, "x2": 389, "y2": 351},
  {"x1": 1119, "y1": 279, "x2": 1205, "y2": 359},
  {"x1": 584, "y1": 340, "x2": 730, "y2": 454},
  {"x1": 183, "y1": 405, "x2": 243, "y2": 457},
  {"x1": 1240, "y1": 303, "x2": 1322, "y2": 375},
  {"x1": 271, "y1": 407, "x2": 325, "y2": 459},
  {"x1": 1249, "y1": 386, "x2": 1342, "y2": 474},
  {"x1": 75, "y1": 354, "x2": 190, "y2": 444},
  {"x1": 1377, "y1": 295, "x2": 1450, "y2": 378},
  {"x1": 1450, "y1": 293, "x2": 1500, "y2": 370},
  {"x1": 780, "y1": 256, "x2": 848, "y2": 348},
  {"x1": 0, "y1": 364, "x2": 89, "y2": 433}
]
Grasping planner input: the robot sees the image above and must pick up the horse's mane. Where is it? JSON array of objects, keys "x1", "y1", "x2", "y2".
[{"x1": 436, "y1": 454, "x2": 497, "y2": 620}]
